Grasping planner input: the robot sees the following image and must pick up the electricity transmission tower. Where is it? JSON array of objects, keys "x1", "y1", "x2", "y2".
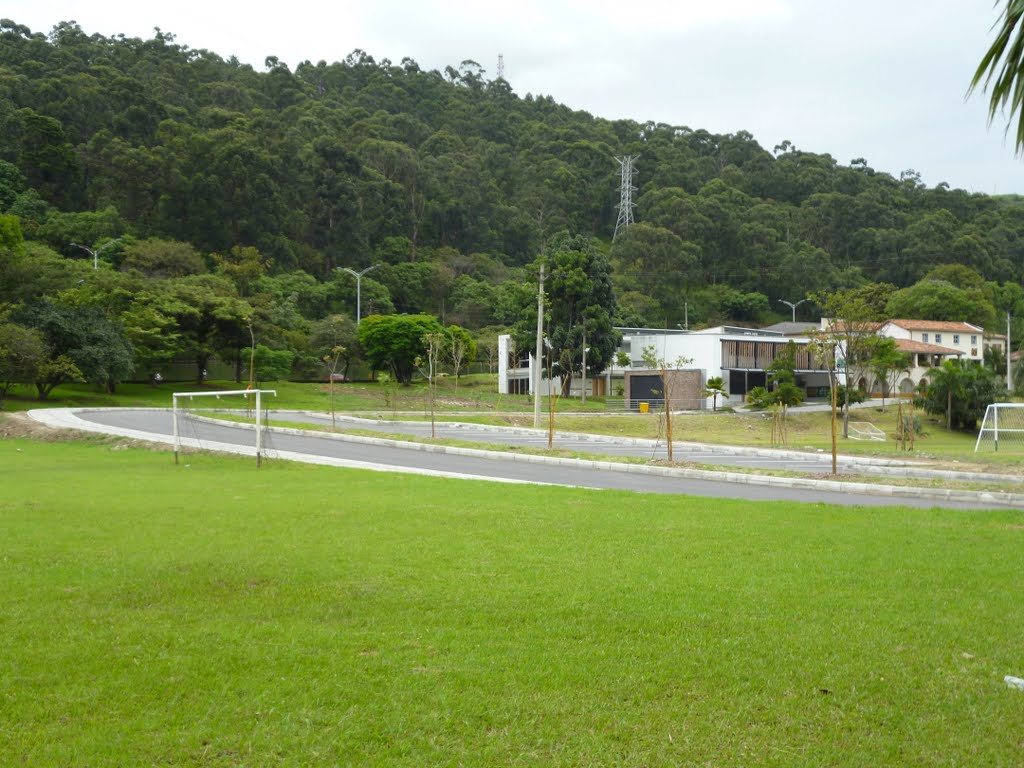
[
  {"x1": 613, "y1": 155, "x2": 638, "y2": 240},
  {"x1": 497, "y1": 53, "x2": 505, "y2": 80}
]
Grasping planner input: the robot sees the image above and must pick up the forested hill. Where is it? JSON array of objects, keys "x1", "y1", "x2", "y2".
[{"x1": 1, "y1": 18, "x2": 1023, "y2": 335}]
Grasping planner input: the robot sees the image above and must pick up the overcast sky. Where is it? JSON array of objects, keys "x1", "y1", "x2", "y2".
[{"x1": 8, "y1": 0, "x2": 1022, "y2": 194}]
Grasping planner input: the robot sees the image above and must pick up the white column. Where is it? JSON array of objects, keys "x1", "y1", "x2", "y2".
[
  {"x1": 255, "y1": 390, "x2": 262, "y2": 467},
  {"x1": 172, "y1": 393, "x2": 180, "y2": 464}
]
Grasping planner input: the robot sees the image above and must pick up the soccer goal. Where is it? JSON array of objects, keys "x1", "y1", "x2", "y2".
[
  {"x1": 974, "y1": 403, "x2": 1024, "y2": 453},
  {"x1": 848, "y1": 421, "x2": 886, "y2": 441},
  {"x1": 172, "y1": 389, "x2": 277, "y2": 466}
]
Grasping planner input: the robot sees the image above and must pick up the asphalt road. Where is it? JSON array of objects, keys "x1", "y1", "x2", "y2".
[
  {"x1": 61, "y1": 408, "x2": 1003, "y2": 511},
  {"x1": 287, "y1": 412, "x2": 858, "y2": 473}
]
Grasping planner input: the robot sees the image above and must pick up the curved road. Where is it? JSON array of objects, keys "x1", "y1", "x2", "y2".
[
  {"x1": 35, "y1": 408, "x2": 1014, "y2": 511},
  {"x1": 283, "y1": 412, "x2": 843, "y2": 472}
]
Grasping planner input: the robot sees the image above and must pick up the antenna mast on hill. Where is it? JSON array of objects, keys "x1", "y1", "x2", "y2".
[
  {"x1": 613, "y1": 155, "x2": 638, "y2": 240},
  {"x1": 497, "y1": 53, "x2": 505, "y2": 80}
]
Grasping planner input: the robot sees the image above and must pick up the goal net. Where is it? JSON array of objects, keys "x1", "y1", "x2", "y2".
[
  {"x1": 848, "y1": 421, "x2": 886, "y2": 441},
  {"x1": 974, "y1": 403, "x2": 1024, "y2": 453},
  {"x1": 172, "y1": 389, "x2": 277, "y2": 466}
]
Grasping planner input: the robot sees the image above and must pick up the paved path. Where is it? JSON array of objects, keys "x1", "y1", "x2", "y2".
[
  {"x1": 283, "y1": 412, "x2": 921, "y2": 475},
  {"x1": 268, "y1": 412, "x2": 1024, "y2": 487},
  {"x1": 28, "y1": 408, "x2": 1022, "y2": 511}
]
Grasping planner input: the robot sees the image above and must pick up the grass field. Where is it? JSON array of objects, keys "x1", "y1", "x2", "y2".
[
  {"x1": 491, "y1": 407, "x2": 1024, "y2": 472},
  {"x1": 3, "y1": 435, "x2": 1024, "y2": 765},
  {"x1": 0, "y1": 374, "x2": 547, "y2": 415}
]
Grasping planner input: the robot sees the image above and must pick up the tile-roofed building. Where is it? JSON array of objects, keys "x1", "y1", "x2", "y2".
[
  {"x1": 892, "y1": 339, "x2": 962, "y2": 355},
  {"x1": 886, "y1": 319, "x2": 984, "y2": 334},
  {"x1": 873, "y1": 319, "x2": 986, "y2": 396},
  {"x1": 880, "y1": 319, "x2": 983, "y2": 359}
]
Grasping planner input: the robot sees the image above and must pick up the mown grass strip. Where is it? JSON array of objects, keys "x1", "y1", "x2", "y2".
[{"x1": 2, "y1": 437, "x2": 1024, "y2": 765}]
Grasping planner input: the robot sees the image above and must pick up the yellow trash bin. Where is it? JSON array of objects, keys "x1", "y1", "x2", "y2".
[{"x1": 639, "y1": 402, "x2": 649, "y2": 414}]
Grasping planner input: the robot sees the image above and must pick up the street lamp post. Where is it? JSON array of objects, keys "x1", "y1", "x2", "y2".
[
  {"x1": 71, "y1": 239, "x2": 120, "y2": 270},
  {"x1": 778, "y1": 298, "x2": 808, "y2": 323},
  {"x1": 338, "y1": 264, "x2": 380, "y2": 325}
]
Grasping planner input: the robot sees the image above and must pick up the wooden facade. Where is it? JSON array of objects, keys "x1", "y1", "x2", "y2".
[{"x1": 720, "y1": 340, "x2": 828, "y2": 371}]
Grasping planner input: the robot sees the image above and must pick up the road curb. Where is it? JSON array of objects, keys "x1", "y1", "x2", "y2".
[
  {"x1": 295, "y1": 412, "x2": 1024, "y2": 485},
  {"x1": 192, "y1": 412, "x2": 1024, "y2": 509}
]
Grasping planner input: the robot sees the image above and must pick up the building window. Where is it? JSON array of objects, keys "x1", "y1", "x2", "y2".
[
  {"x1": 953, "y1": 334, "x2": 960, "y2": 344},
  {"x1": 935, "y1": 333, "x2": 942, "y2": 344},
  {"x1": 922, "y1": 333, "x2": 929, "y2": 342},
  {"x1": 972, "y1": 348, "x2": 978, "y2": 356},
  {"x1": 971, "y1": 335, "x2": 977, "y2": 345}
]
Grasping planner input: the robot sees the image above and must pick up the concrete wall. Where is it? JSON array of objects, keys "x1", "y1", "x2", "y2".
[{"x1": 624, "y1": 369, "x2": 704, "y2": 410}]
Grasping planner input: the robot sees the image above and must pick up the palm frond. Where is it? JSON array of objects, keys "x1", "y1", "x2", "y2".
[{"x1": 969, "y1": 0, "x2": 1024, "y2": 153}]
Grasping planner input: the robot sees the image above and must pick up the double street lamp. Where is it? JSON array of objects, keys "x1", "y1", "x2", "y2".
[
  {"x1": 71, "y1": 238, "x2": 121, "y2": 270},
  {"x1": 778, "y1": 298, "x2": 808, "y2": 323},
  {"x1": 338, "y1": 264, "x2": 380, "y2": 325}
]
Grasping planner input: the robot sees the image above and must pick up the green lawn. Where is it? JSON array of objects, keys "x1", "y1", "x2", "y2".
[
  {"x1": 0, "y1": 374, "x2": 549, "y2": 414},
  {"x1": 494, "y1": 407, "x2": 1024, "y2": 471},
  {"x1": 3, "y1": 436, "x2": 1024, "y2": 765}
]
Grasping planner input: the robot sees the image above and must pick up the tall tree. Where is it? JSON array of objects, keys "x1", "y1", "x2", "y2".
[
  {"x1": 445, "y1": 324, "x2": 476, "y2": 388},
  {"x1": 14, "y1": 301, "x2": 134, "y2": 395},
  {"x1": 357, "y1": 313, "x2": 442, "y2": 384},
  {"x1": 869, "y1": 337, "x2": 912, "y2": 408},
  {"x1": 812, "y1": 288, "x2": 887, "y2": 438},
  {"x1": 309, "y1": 314, "x2": 360, "y2": 382},
  {"x1": 544, "y1": 233, "x2": 618, "y2": 395},
  {"x1": 0, "y1": 322, "x2": 45, "y2": 401},
  {"x1": 920, "y1": 359, "x2": 1003, "y2": 431}
]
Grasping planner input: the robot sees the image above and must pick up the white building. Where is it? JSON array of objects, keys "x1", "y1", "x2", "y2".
[
  {"x1": 501, "y1": 318, "x2": 1005, "y2": 405},
  {"x1": 499, "y1": 326, "x2": 835, "y2": 409},
  {"x1": 874, "y1": 319, "x2": 982, "y2": 395}
]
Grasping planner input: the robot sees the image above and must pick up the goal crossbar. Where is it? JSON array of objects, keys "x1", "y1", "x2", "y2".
[
  {"x1": 975, "y1": 402, "x2": 1024, "y2": 453},
  {"x1": 172, "y1": 389, "x2": 277, "y2": 465}
]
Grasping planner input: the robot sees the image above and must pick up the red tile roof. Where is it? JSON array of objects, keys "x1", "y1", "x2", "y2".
[
  {"x1": 887, "y1": 319, "x2": 982, "y2": 333},
  {"x1": 893, "y1": 339, "x2": 962, "y2": 355}
]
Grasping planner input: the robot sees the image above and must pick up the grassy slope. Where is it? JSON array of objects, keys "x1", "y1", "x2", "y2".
[
  {"x1": 2, "y1": 437, "x2": 1024, "y2": 765},
  {"x1": 0, "y1": 375, "x2": 542, "y2": 414}
]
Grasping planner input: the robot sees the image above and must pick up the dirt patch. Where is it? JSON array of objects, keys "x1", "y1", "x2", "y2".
[
  {"x1": 0, "y1": 412, "x2": 169, "y2": 451},
  {"x1": 0, "y1": 412, "x2": 66, "y2": 440}
]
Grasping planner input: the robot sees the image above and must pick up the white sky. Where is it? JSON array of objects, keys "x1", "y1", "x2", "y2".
[{"x1": 8, "y1": 0, "x2": 1023, "y2": 194}]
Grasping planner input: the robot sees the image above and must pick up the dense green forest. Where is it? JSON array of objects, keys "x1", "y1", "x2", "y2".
[{"x1": 1, "y1": 18, "x2": 1022, "y2": 392}]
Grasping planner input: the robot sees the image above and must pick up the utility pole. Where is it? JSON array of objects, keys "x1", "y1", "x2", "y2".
[
  {"x1": 338, "y1": 265, "x2": 380, "y2": 325},
  {"x1": 1008, "y1": 310, "x2": 1014, "y2": 392},
  {"x1": 533, "y1": 264, "x2": 545, "y2": 429},
  {"x1": 613, "y1": 155, "x2": 638, "y2": 240},
  {"x1": 581, "y1": 331, "x2": 590, "y2": 406},
  {"x1": 246, "y1": 318, "x2": 256, "y2": 390}
]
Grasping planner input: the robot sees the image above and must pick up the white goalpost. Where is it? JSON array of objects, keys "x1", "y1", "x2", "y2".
[
  {"x1": 172, "y1": 389, "x2": 277, "y2": 466},
  {"x1": 974, "y1": 403, "x2": 1024, "y2": 453}
]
